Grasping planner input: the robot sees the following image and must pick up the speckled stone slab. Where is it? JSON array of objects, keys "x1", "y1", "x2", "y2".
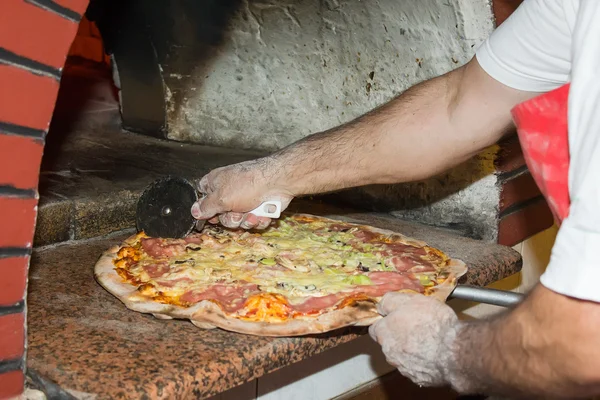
[{"x1": 27, "y1": 213, "x2": 521, "y2": 400}]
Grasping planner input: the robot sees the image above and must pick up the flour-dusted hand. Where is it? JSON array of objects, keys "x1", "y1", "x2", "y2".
[
  {"x1": 191, "y1": 157, "x2": 294, "y2": 230},
  {"x1": 369, "y1": 292, "x2": 463, "y2": 388}
]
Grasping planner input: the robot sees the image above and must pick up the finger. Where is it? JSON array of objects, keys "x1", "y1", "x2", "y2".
[
  {"x1": 195, "y1": 175, "x2": 209, "y2": 194},
  {"x1": 368, "y1": 324, "x2": 377, "y2": 341},
  {"x1": 208, "y1": 217, "x2": 219, "y2": 224},
  {"x1": 191, "y1": 194, "x2": 228, "y2": 220},
  {"x1": 240, "y1": 213, "x2": 260, "y2": 230},
  {"x1": 219, "y1": 212, "x2": 244, "y2": 228},
  {"x1": 377, "y1": 292, "x2": 421, "y2": 316},
  {"x1": 368, "y1": 320, "x2": 383, "y2": 343},
  {"x1": 195, "y1": 170, "x2": 220, "y2": 194},
  {"x1": 255, "y1": 217, "x2": 271, "y2": 230}
]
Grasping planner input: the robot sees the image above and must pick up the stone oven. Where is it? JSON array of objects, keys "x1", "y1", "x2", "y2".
[{"x1": 0, "y1": 0, "x2": 548, "y2": 398}]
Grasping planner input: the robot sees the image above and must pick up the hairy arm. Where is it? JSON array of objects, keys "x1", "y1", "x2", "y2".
[
  {"x1": 269, "y1": 58, "x2": 537, "y2": 196},
  {"x1": 192, "y1": 57, "x2": 537, "y2": 227},
  {"x1": 449, "y1": 284, "x2": 600, "y2": 397}
]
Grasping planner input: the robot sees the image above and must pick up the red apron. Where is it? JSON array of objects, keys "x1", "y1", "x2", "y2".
[{"x1": 510, "y1": 84, "x2": 571, "y2": 224}]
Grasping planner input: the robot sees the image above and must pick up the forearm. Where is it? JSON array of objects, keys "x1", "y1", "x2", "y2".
[
  {"x1": 270, "y1": 73, "x2": 457, "y2": 195},
  {"x1": 266, "y1": 59, "x2": 529, "y2": 197},
  {"x1": 446, "y1": 285, "x2": 600, "y2": 398}
]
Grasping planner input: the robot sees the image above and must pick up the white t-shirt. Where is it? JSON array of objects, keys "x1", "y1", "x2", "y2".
[{"x1": 476, "y1": 0, "x2": 600, "y2": 302}]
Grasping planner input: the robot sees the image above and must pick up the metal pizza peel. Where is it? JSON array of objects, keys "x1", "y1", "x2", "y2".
[{"x1": 136, "y1": 176, "x2": 282, "y2": 239}]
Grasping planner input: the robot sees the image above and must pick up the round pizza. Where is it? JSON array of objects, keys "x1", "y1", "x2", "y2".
[{"x1": 94, "y1": 214, "x2": 466, "y2": 336}]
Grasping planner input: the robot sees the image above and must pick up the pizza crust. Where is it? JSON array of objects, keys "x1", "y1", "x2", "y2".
[{"x1": 94, "y1": 214, "x2": 467, "y2": 337}]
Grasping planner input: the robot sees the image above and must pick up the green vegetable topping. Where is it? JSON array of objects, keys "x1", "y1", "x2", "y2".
[
  {"x1": 348, "y1": 275, "x2": 372, "y2": 285},
  {"x1": 419, "y1": 275, "x2": 434, "y2": 287},
  {"x1": 260, "y1": 258, "x2": 277, "y2": 266},
  {"x1": 324, "y1": 268, "x2": 345, "y2": 275}
]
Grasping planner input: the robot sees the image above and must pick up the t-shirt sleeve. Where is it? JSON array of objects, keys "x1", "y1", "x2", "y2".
[
  {"x1": 475, "y1": 0, "x2": 573, "y2": 92},
  {"x1": 540, "y1": 0, "x2": 600, "y2": 303}
]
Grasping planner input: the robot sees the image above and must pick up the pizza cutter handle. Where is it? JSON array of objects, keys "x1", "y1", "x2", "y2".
[
  {"x1": 249, "y1": 200, "x2": 282, "y2": 218},
  {"x1": 449, "y1": 285, "x2": 524, "y2": 308}
]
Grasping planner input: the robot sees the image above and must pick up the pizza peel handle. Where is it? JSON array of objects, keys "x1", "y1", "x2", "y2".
[{"x1": 449, "y1": 285, "x2": 524, "y2": 308}]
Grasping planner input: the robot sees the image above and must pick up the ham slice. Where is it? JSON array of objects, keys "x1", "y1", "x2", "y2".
[
  {"x1": 292, "y1": 294, "x2": 343, "y2": 313},
  {"x1": 179, "y1": 283, "x2": 259, "y2": 312},
  {"x1": 353, "y1": 229, "x2": 381, "y2": 242},
  {"x1": 384, "y1": 242, "x2": 427, "y2": 256},
  {"x1": 357, "y1": 271, "x2": 424, "y2": 296},
  {"x1": 384, "y1": 255, "x2": 436, "y2": 273},
  {"x1": 292, "y1": 271, "x2": 423, "y2": 314},
  {"x1": 142, "y1": 262, "x2": 170, "y2": 278},
  {"x1": 385, "y1": 256, "x2": 419, "y2": 272},
  {"x1": 141, "y1": 238, "x2": 186, "y2": 258},
  {"x1": 409, "y1": 264, "x2": 437, "y2": 273}
]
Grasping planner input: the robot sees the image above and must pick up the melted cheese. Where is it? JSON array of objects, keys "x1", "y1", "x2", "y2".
[
  {"x1": 116, "y1": 216, "x2": 448, "y2": 316},
  {"x1": 241, "y1": 293, "x2": 292, "y2": 322}
]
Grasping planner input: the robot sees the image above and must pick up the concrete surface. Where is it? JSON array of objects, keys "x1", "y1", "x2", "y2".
[
  {"x1": 166, "y1": 0, "x2": 495, "y2": 151},
  {"x1": 157, "y1": 0, "x2": 502, "y2": 240}
]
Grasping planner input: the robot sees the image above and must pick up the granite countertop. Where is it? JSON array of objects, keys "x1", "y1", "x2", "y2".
[{"x1": 27, "y1": 210, "x2": 521, "y2": 400}]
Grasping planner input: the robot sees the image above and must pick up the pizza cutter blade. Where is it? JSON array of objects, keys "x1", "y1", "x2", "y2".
[
  {"x1": 136, "y1": 176, "x2": 283, "y2": 238},
  {"x1": 136, "y1": 176, "x2": 199, "y2": 239}
]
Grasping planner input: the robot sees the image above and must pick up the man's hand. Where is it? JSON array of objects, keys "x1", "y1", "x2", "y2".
[
  {"x1": 371, "y1": 286, "x2": 600, "y2": 398},
  {"x1": 191, "y1": 158, "x2": 294, "y2": 229},
  {"x1": 369, "y1": 293, "x2": 461, "y2": 388}
]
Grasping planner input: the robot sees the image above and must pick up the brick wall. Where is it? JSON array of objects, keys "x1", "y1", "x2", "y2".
[{"x1": 0, "y1": 0, "x2": 89, "y2": 398}]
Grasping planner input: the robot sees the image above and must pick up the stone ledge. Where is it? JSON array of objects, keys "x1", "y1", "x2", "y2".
[
  {"x1": 35, "y1": 117, "x2": 265, "y2": 246},
  {"x1": 28, "y1": 211, "x2": 521, "y2": 399}
]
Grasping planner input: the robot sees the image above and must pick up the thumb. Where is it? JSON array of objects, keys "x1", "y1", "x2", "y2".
[
  {"x1": 191, "y1": 195, "x2": 227, "y2": 220},
  {"x1": 377, "y1": 292, "x2": 421, "y2": 316}
]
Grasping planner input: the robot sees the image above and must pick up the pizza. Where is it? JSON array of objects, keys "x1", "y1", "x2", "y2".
[{"x1": 94, "y1": 214, "x2": 466, "y2": 336}]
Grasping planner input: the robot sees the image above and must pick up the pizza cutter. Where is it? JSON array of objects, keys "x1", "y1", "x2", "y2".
[
  {"x1": 448, "y1": 285, "x2": 524, "y2": 307},
  {"x1": 136, "y1": 176, "x2": 282, "y2": 238}
]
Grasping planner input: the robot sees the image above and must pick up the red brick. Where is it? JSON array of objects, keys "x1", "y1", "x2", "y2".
[
  {"x1": 0, "y1": 135, "x2": 44, "y2": 190},
  {"x1": 68, "y1": 35, "x2": 105, "y2": 63},
  {"x1": 0, "y1": 313, "x2": 25, "y2": 361},
  {"x1": 498, "y1": 197, "x2": 554, "y2": 246},
  {"x1": 0, "y1": 65, "x2": 59, "y2": 131},
  {"x1": 0, "y1": 0, "x2": 79, "y2": 69},
  {"x1": 54, "y1": 0, "x2": 90, "y2": 15},
  {"x1": 493, "y1": 0, "x2": 524, "y2": 25},
  {"x1": 0, "y1": 257, "x2": 28, "y2": 306},
  {"x1": 0, "y1": 198, "x2": 38, "y2": 248},
  {"x1": 495, "y1": 134, "x2": 526, "y2": 173},
  {"x1": 0, "y1": 370, "x2": 24, "y2": 399},
  {"x1": 499, "y1": 171, "x2": 542, "y2": 213}
]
